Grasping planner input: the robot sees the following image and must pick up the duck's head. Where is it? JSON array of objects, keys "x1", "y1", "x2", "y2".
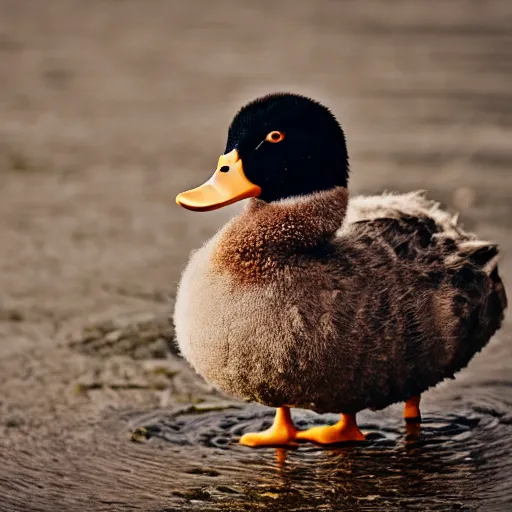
[{"x1": 176, "y1": 93, "x2": 349, "y2": 211}]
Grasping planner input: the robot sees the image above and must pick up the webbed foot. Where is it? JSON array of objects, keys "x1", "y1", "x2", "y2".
[
  {"x1": 239, "y1": 407, "x2": 298, "y2": 447},
  {"x1": 296, "y1": 413, "x2": 365, "y2": 444}
]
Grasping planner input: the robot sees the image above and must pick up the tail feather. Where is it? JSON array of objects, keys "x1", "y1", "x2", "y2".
[{"x1": 456, "y1": 241, "x2": 500, "y2": 274}]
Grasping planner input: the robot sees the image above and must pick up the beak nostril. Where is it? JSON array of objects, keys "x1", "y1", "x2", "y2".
[{"x1": 219, "y1": 165, "x2": 230, "y2": 173}]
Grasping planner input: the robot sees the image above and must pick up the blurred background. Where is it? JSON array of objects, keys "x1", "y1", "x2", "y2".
[{"x1": 0, "y1": 1, "x2": 511, "y2": 511}]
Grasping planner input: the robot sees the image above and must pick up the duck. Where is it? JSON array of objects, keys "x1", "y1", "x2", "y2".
[{"x1": 173, "y1": 93, "x2": 507, "y2": 447}]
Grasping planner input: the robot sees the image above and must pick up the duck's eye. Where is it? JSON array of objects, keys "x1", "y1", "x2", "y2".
[{"x1": 266, "y1": 131, "x2": 285, "y2": 143}]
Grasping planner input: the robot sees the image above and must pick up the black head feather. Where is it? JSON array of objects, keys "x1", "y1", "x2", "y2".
[{"x1": 225, "y1": 93, "x2": 349, "y2": 202}]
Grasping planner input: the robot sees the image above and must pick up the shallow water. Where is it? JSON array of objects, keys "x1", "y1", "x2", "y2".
[
  {"x1": 122, "y1": 399, "x2": 512, "y2": 511},
  {"x1": 0, "y1": 1, "x2": 511, "y2": 511}
]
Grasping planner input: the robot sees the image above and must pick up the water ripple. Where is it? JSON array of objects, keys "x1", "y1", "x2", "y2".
[{"x1": 114, "y1": 400, "x2": 512, "y2": 511}]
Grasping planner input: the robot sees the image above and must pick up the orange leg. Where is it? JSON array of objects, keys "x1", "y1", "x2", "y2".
[
  {"x1": 239, "y1": 407, "x2": 298, "y2": 447},
  {"x1": 296, "y1": 413, "x2": 365, "y2": 445},
  {"x1": 403, "y1": 395, "x2": 421, "y2": 421}
]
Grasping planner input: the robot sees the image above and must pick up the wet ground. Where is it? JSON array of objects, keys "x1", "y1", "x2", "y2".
[{"x1": 0, "y1": 1, "x2": 511, "y2": 510}]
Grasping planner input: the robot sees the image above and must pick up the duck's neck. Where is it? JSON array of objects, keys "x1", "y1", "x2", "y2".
[{"x1": 212, "y1": 187, "x2": 348, "y2": 282}]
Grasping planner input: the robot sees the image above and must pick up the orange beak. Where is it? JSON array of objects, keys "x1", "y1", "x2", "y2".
[{"x1": 176, "y1": 149, "x2": 261, "y2": 212}]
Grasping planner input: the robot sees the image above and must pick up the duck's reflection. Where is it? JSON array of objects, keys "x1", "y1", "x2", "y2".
[
  {"x1": 131, "y1": 405, "x2": 495, "y2": 510},
  {"x1": 259, "y1": 419, "x2": 481, "y2": 511},
  {"x1": 404, "y1": 420, "x2": 422, "y2": 443}
]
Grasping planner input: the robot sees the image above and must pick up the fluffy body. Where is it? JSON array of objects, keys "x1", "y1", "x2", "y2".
[{"x1": 174, "y1": 188, "x2": 506, "y2": 414}]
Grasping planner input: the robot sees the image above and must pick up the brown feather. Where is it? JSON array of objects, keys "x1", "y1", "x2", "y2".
[{"x1": 174, "y1": 188, "x2": 507, "y2": 413}]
